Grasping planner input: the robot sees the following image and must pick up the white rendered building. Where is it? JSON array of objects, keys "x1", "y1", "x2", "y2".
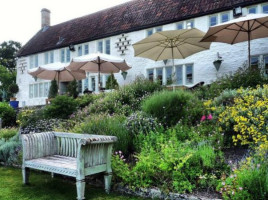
[{"x1": 16, "y1": 0, "x2": 268, "y2": 107}]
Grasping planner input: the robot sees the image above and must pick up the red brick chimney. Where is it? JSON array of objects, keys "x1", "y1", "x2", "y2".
[{"x1": 41, "y1": 8, "x2": 51, "y2": 28}]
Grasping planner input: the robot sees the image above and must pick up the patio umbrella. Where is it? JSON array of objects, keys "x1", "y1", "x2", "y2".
[
  {"x1": 67, "y1": 52, "x2": 131, "y2": 90},
  {"x1": 28, "y1": 62, "x2": 86, "y2": 92},
  {"x1": 201, "y1": 14, "x2": 268, "y2": 66},
  {"x1": 133, "y1": 28, "x2": 211, "y2": 83}
]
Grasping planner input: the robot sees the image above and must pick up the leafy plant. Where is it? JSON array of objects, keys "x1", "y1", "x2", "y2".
[
  {"x1": 48, "y1": 79, "x2": 58, "y2": 99},
  {"x1": 0, "y1": 128, "x2": 18, "y2": 140},
  {"x1": 106, "y1": 73, "x2": 119, "y2": 89},
  {"x1": 67, "y1": 80, "x2": 79, "y2": 98},
  {"x1": 0, "y1": 102, "x2": 16, "y2": 127},
  {"x1": 73, "y1": 114, "x2": 131, "y2": 154},
  {"x1": 75, "y1": 94, "x2": 94, "y2": 109},
  {"x1": 8, "y1": 83, "x2": 19, "y2": 97},
  {"x1": 44, "y1": 95, "x2": 77, "y2": 119},
  {"x1": 0, "y1": 134, "x2": 21, "y2": 165},
  {"x1": 142, "y1": 90, "x2": 202, "y2": 126}
]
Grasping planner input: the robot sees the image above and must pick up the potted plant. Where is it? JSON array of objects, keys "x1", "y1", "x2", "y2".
[{"x1": 8, "y1": 83, "x2": 19, "y2": 108}]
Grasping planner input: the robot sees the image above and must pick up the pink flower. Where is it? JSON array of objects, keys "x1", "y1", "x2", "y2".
[
  {"x1": 201, "y1": 115, "x2": 206, "y2": 122},
  {"x1": 222, "y1": 182, "x2": 225, "y2": 186},
  {"x1": 207, "y1": 114, "x2": 213, "y2": 120},
  {"x1": 239, "y1": 187, "x2": 243, "y2": 191},
  {"x1": 119, "y1": 151, "x2": 122, "y2": 154}
]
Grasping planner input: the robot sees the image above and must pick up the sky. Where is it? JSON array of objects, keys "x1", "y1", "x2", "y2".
[{"x1": 0, "y1": 0, "x2": 132, "y2": 45}]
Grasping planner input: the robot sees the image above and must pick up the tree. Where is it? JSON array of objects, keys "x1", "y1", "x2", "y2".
[
  {"x1": 67, "y1": 80, "x2": 79, "y2": 98},
  {"x1": 48, "y1": 80, "x2": 58, "y2": 99},
  {"x1": 106, "y1": 73, "x2": 119, "y2": 89},
  {"x1": 0, "y1": 65, "x2": 16, "y2": 101},
  {"x1": 0, "y1": 40, "x2": 21, "y2": 71}
]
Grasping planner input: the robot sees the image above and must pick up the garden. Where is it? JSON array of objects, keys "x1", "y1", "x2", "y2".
[{"x1": 0, "y1": 66, "x2": 267, "y2": 200}]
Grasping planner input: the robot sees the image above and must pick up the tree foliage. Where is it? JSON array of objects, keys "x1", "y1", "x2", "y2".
[
  {"x1": 106, "y1": 73, "x2": 119, "y2": 89},
  {"x1": 48, "y1": 80, "x2": 58, "y2": 99},
  {"x1": 67, "y1": 80, "x2": 79, "y2": 98},
  {"x1": 0, "y1": 40, "x2": 21, "y2": 71}
]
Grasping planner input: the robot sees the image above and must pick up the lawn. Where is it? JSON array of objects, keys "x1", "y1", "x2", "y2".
[{"x1": 0, "y1": 167, "x2": 143, "y2": 200}]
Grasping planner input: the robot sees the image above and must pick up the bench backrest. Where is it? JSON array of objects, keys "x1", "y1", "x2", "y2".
[{"x1": 22, "y1": 132, "x2": 57, "y2": 160}]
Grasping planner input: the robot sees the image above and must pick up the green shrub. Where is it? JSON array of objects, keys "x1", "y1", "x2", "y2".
[
  {"x1": 0, "y1": 102, "x2": 16, "y2": 127},
  {"x1": 124, "y1": 111, "x2": 161, "y2": 136},
  {"x1": 17, "y1": 107, "x2": 45, "y2": 128},
  {"x1": 87, "y1": 77, "x2": 162, "y2": 116},
  {"x1": 218, "y1": 149, "x2": 268, "y2": 200},
  {"x1": 44, "y1": 95, "x2": 77, "y2": 119},
  {"x1": 106, "y1": 73, "x2": 119, "y2": 89},
  {"x1": 0, "y1": 128, "x2": 18, "y2": 140},
  {"x1": 8, "y1": 83, "x2": 19, "y2": 96},
  {"x1": 67, "y1": 80, "x2": 79, "y2": 98},
  {"x1": 194, "y1": 66, "x2": 268, "y2": 100},
  {"x1": 0, "y1": 134, "x2": 21, "y2": 165},
  {"x1": 112, "y1": 129, "x2": 227, "y2": 193},
  {"x1": 73, "y1": 114, "x2": 131, "y2": 154},
  {"x1": 142, "y1": 90, "x2": 202, "y2": 126},
  {"x1": 75, "y1": 94, "x2": 94, "y2": 109},
  {"x1": 48, "y1": 79, "x2": 58, "y2": 99}
]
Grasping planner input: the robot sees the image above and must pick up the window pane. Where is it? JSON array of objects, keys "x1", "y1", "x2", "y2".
[
  {"x1": 186, "y1": 20, "x2": 194, "y2": 29},
  {"x1": 210, "y1": 16, "x2": 217, "y2": 26},
  {"x1": 66, "y1": 49, "x2": 71, "y2": 62},
  {"x1": 39, "y1": 83, "x2": 44, "y2": 97},
  {"x1": 156, "y1": 68, "x2": 163, "y2": 85},
  {"x1": 98, "y1": 41, "x2": 103, "y2": 53},
  {"x1": 251, "y1": 56, "x2": 259, "y2": 70},
  {"x1": 29, "y1": 85, "x2": 33, "y2": 98},
  {"x1": 264, "y1": 55, "x2": 268, "y2": 75},
  {"x1": 61, "y1": 49, "x2": 65, "y2": 63},
  {"x1": 105, "y1": 39, "x2": 111, "y2": 55},
  {"x1": 84, "y1": 77, "x2": 89, "y2": 90},
  {"x1": 78, "y1": 45, "x2": 82, "y2": 56},
  {"x1": 34, "y1": 84, "x2": 38, "y2": 98},
  {"x1": 44, "y1": 82, "x2": 49, "y2": 97},
  {"x1": 50, "y1": 51, "x2": 54, "y2": 63},
  {"x1": 263, "y1": 4, "x2": 268, "y2": 13},
  {"x1": 91, "y1": 77, "x2": 96, "y2": 91},
  {"x1": 147, "y1": 29, "x2": 153, "y2": 36},
  {"x1": 35, "y1": 55, "x2": 38, "y2": 67},
  {"x1": 147, "y1": 69, "x2": 154, "y2": 81},
  {"x1": 177, "y1": 23, "x2": 183, "y2": 30},
  {"x1": 248, "y1": 7, "x2": 257, "y2": 14},
  {"x1": 156, "y1": 27, "x2": 162, "y2": 32},
  {"x1": 84, "y1": 44, "x2": 89, "y2": 55},
  {"x1": 176, "y1": 65, "x2": 183, "y2": 85},
  {"x1": 30, "y1": 56, "x2": 34, "y2": 69},
  {"x1": 45, "y1": 53, "x2": 49, "y2": 64},
  {"x1": 221, "y1": 13, "x2": 229, "y2": 23},
  {"x1": 186, "y1": 65, "x2": 193, "y2": 84},
  {"x1": 166, "y1": 67, "x2": 173, "y2": 85},
  {"x1": 78, "y1": 80, "x2": 82, "y2": 93}
]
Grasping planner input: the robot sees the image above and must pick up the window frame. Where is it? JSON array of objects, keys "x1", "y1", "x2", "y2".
[
  {"x1": 185, "y1": 64, "x2": 194, "y2": 85},
  {"x1": 209, "y1": 15, "x2": 218, "y2": 26},
  {"x1": 248, "y1": 6, "x2": 257, "y2": 14},
  {"x1": 221, "y1": 12, "x2": 230, "y2": 23},
  {"x1": 262, "y1": 3, "x2": 268, "y2": 13}
]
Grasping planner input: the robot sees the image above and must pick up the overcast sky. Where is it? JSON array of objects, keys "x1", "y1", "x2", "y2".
[{"x1": 0, "y1": 0, "x2": 132, "y2": 45}]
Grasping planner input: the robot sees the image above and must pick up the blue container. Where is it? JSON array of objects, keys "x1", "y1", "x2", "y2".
[{"x1": 10, "y1": 101, "x2": 19, "y2": 109}]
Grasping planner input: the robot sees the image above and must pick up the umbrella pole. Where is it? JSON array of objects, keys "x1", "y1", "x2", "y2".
[
  {"x1": 58, "y1": 72, "x2": 60, "y2": 95},
  {"x1": 248, "y1": 32, "x2": 251, "y2": 68},
  {"x1": 171, "y1": 41, "x2": 175, "y2": 92},
  {"x1": 98, "y1": 58, "x2": 101, "y2": 92}
]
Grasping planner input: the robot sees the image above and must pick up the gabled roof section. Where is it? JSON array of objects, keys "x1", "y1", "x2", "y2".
[{"x1": 17, "y1": 0, "x2": 266, "y2": 57}]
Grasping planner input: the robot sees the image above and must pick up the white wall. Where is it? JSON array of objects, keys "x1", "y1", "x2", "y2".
[{"x1": 16, "y1": 3, "x2": 268, "y2": 107}]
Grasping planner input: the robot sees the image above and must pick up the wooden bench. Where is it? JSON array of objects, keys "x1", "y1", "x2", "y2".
[{"x1": 21, "y1": 132, "x2": 117, "y2": 200}]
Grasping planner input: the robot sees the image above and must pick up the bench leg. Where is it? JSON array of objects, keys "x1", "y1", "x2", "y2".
[
  {"x1": 76, "y1": 179, "x2": 85, "y2": 200},
  {"x1": 104, "y1": 173, "x2": 112, "y2": 194},
  {"x1": 22, "y1": 167, "x2": 30, "y2": 185}
]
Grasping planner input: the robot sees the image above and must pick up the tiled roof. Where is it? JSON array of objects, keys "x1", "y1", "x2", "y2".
[{"x1": 17, "y1": 0, "x2": 266, "y2": 57}]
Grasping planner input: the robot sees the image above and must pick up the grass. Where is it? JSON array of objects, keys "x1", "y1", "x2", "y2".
[{"x1": 0, "y1": 167, "x2": 144, "y2": 200}]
